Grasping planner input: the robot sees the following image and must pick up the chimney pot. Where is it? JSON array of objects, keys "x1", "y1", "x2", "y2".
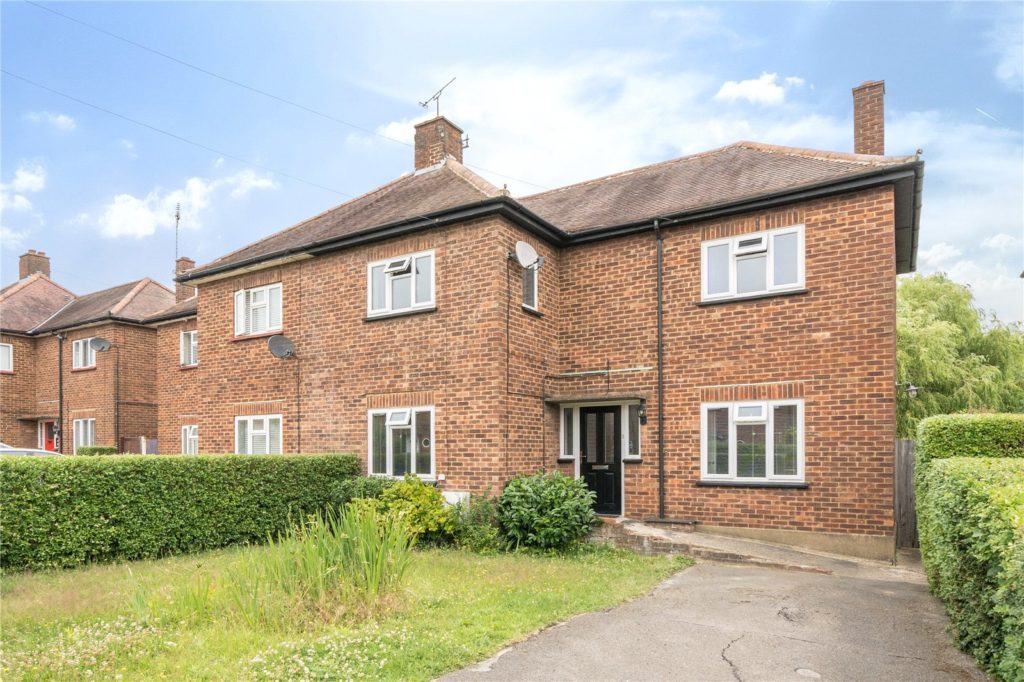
[
  {"x1": 853, "y1": 80, "x2": 885, "y2": 155},
  {"x1": 19, "y1": 249, "x2": 51, "y2": 279},
  {"x1": 175, "y1": 256, "x2": 197, "y2": 303},
  {"x1": 413, "y1": 116, "x2": 464, "y2": 170}
]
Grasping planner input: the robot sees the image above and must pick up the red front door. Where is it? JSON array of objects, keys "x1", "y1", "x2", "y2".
[{"x1": 40, "y1": 421, "x2": 57, "y2": 451}]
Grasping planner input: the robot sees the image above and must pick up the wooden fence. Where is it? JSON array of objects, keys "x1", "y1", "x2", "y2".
[{"x1": 895, "y1": 439, "x2": 918, "y2": 548}]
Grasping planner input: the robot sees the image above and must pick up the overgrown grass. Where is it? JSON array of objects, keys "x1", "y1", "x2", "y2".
[{"x1": 2, "y1": 544, "x2": 689, "y2": 680}]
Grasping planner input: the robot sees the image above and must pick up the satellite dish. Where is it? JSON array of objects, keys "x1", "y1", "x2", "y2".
[
  {"x1": 89, "y1": 337, "x2": 111, "y2": 352},
  {"x1": 267, "y1": 334, "x2": 295, "y2": 359},
  {"x1": 515, "y1": 241, "x2": 539, "y2": 269}
]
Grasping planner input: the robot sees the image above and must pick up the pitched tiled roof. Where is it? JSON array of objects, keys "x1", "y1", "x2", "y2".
[
  {"x1": 33, "y1": 279, "x2": 174, "y2": 333},
  {"x1": 193, "y1": 160, "x2": 501, "y2": 277},
  {"x1": 144, "y1": 296, "x2": 197, "y2": 323},
  {"x1": 518, "y1": 142, "x2": 919, "y2": 234},
  {"x1": 0, "y1": 274, "x2": 76, "y2": 333}
]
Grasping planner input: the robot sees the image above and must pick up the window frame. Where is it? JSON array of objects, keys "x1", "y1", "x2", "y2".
[
  {"x1": 366, "y1": 250, "x2": 435, "y2": 317},
  {"x1": 233, "y1": 283, "x2": 283, "y2": 337},
  {"x1": 559, "y1": 402, "x2": 642, "y2": 462},
  {"x1": 700, "y1": 224, "x2": 805, "y2": 302},
  {"x1": 700, "y1": 399, "x2": 804, "y2": 483},
  {"x1": 366, "y1": 405, "x2": 435, "y2": 479},
  {"x1": 0, "y1": 342, "x2": 12, "y2": 372},
  {"x1": 234, "y1": 414, "x2": 283, "y2": 455},
  {"x1": 180, "y1": 330, "x2": 199, "y2": 366},
  {"x1": 181, "y1": 424, "x2": 199, "y2": 455},
  {"x1": 522, "y1": 264, "x2": 539, "y2": 312},
  {"x1": 73, "y1": 417, "x2": 96, "y2": 451},
  {"x1": 72, "y1": 338, "x2": 96, "y2": 369}
]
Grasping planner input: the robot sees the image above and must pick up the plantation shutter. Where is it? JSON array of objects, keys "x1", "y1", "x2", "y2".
[
  {"x1": 234, "y1": 290, "x2": 246, "y2": 336},
  {"x1": 269, "y1": 417, "x2": 282, "y2": 454}
]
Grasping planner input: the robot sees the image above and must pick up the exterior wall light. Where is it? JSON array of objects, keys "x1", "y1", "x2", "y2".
[
  {"x1": 637, "y1": 399, "x2": 648, "y2": 425},
  {"x1": 896, "y1": 382, "x2": 919, "y2": 399}
]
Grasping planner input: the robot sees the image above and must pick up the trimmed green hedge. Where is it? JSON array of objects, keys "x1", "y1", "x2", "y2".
[
  {"x1": 917, "y1": 458, "x2": 1024, "y2": 680},
  {"x1": 0, "y1": 453, "x2": 359, "y2": 570},
  {"x1": 75, "y1": 445, "x2": 119, "y2": 456},
  {"x1": 917, "y1": 414, "x2": 1024, "y2": 466}
]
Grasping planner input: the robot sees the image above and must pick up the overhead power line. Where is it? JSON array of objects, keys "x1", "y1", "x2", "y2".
[
  {"x1": 22, "y1": 0, "x2": 550, "y2": 191},
  {"x1": 2, "y1": 69, "x2": 354, "y2": 198}
]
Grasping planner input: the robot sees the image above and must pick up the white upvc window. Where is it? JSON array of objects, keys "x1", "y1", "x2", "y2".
[
  {"x1": 73, "y1": 418, "x2": 96, "y2": 451},
  {"x1": 367, "y1": 250, "x2": 435, "y2": 317},
  {"x1": 701, "y1": 225, "x2": 805, "y2": 302},
  {"x1": 701, "y1": 400, "x2": 804, "y2": 482},
  {"x1": 559, "y1": 403, "x2": 642, "y2": 461},
  {"x1": 180, "y1": 330, "x2": 198, "y2": 366},
  {"x1": 235, "y1": 415, "x2": 282, "y2": 454},
  {"x1": 234, "y1": 283, "x2": 282, "y2": 336},
  {"x1": 181, "y1": 425, "x2": 199, "y2": 455},
  {"x1": 72, "y1": 338, "x2": 96, "y2": 369},
  {"x1": 0, "y1": 342, "x2": 12, "y2": 372},
  {"x1": 367, "y1": 406, "x2": 434, "y2": 478},
  {"x1": 522, "y1": 265, "x2": 539, "y2": 311}
]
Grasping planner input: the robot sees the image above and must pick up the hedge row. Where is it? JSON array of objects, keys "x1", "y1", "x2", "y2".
[
  {"x1": 0, "y1": 453, "x2": 359, "y2": 570},
  {"x1": 75, "y1": 446, "x2": 118, "y2": 456},
  {"x1": 917, "y1": 458, "x2": 1024, "y2": 680},
  {"x1": 916, "y1": 413, "x2": 1024, "y2": 466}
]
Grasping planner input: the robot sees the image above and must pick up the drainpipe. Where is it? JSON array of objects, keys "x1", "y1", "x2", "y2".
[
  {"x1": 655, "y1": 219, "x2": 666, "y2": 519},
  {"x1": 57, "y1": 333, "x2": 65, "y2": 453}
]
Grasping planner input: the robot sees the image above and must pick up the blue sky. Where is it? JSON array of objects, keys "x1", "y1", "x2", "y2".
[{"x1": 2, "y1": 1, "x2": 1022, "y2": 321}]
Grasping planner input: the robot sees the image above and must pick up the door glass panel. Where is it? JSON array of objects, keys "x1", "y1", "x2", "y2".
[
  {"x1": 736, "y1": 255, "x2": 767, "y2": 294},
  {"x1": 736, "y1": 423, "x2": 766, "y2": 477},
  {"x1": 627, "y1": 405, "x2": 640, "y2": 456},
  {"x1": 773, "y1": 405, "x2": 798, "y2": 476},
  {"x1": 706, "y1": 407, "x2": 729, "y2": 474},
  {"x1": 585, "y1": 412, "x2": 598, "y2": 463},
  {"x1": 392, "y1": 426, "x2": 411, "y2": 476},
  {"x1": 415, "y1": 411, "x2": 431, "y2": 474},
  {"x1": 562, "y1": 408, "x2": 573, "y2": 457},
  {"x1": 602, "y1": 412, "x2": 616, "y2": 464},
  {"x1": 372, "y1": 414, "x2": 386, "y2": 473}
]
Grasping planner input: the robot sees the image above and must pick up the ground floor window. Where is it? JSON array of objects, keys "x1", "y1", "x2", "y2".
[
  {"x1": 701, "y1": 400, "x2": 804, "y2": 482},
  {"x1": 73, "y1": 418, "x2": 96, "y2": 452},
  {"x1": 560, "y1": 403, "x2": 642, "y2": 461},
  {"x1": 235, "y1": 415, "x2": 282, "y2": 454},
  {"x1": 181, "y1": 425, "x2": 199, "y2": 455},
  {"x1": 368, "y1": 406, "x2": 433, "y2": 477}
]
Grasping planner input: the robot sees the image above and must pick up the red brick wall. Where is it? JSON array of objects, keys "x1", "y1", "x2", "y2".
[
  {"x1": 155, "y1": 318, "x2": 200, "y2": 453},
  {"x1": 0, "y1": 334, "x2": 39, "y2": 447}
]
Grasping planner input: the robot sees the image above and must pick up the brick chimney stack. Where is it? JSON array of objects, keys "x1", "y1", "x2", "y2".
[
  {"x1": 19, "y1": 250, "x2": 51, "y2": 279},
  {"x1": 414, "y1": 116, "x2": 464, "y2": 170},
  {"x1": 853, "y1": 80, "x2": 885, "y2": 155},
  {"x1": 175, "y1": 256, "x2": 196, "y2": 303}
]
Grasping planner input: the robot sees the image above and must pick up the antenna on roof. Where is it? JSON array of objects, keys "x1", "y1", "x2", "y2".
[
  {"x1": 419, "y1": 77, "x2": 456, "y2": 117},
  {"x1": 173, "y1": 202, "x2": 181, "y2": 265}
]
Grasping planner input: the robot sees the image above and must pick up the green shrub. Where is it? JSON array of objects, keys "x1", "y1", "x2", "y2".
[
  {"x1": 917, "y1": 414, "x2": 1024, "y2": 466},
  {"x1": 498, "y1": 472, "x2": 597, "y2": 550},
  {"x1": 454, "y1": 493, "x2": 505, "y2": 553},
  {"x1": 373, "y1": 475, "x2": 455, "y2": 545},
  {"x1": 75, "y1": 445, "x2": 119, "y2": 456},
  {"x1": 917, "y1": 457, "x2": 1024, "y2": 680},
  {"x1": 331, "y1": 475, "x2": 396, "y2": 507},
  {"x1": 0, "y1": 453, "x2": 360, "y2": 570}
]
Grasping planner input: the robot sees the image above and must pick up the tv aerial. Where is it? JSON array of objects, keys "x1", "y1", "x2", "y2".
[
  {"x1": 419, "y1": 77, "x2": 456, "y2": 117},
  {"x1": 267, "y1": 334, "x2": 295, "y2": 359}
]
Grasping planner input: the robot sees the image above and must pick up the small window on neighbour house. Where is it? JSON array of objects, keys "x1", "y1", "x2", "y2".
[
  {"x1": 181, "y1": 425, "x2": 199, "y2": 454},
  {"x1": 701, "y1": 400, "x2": 804, "y2": 482},
  {"x1": 701, "y1": 225, "x2": 805, "y2": 301},
  {"x1": 522, "y1": 266, "x2": 538, "y2": 311},
  {"x1": 234, "y1": 284, "x2": 282, "y2": 337},
  {"x1": 368, "y1": 407, "x2": 434, "y2": 477},
  {"x1": 72, "y1": 338, "x2": 96, "y2": 369},
  {"x1": 235, "y1": 415, "x2": 282, "y2": 454},
  {"x1": 367, "y1": 251, "x2": 435, "y2": 317},
  {"x1": 0, "y1": 343, "x2": 12, "y2": 372},
  {"x1": 180, "y1": 331, "x2": 198, "y2": 366}
]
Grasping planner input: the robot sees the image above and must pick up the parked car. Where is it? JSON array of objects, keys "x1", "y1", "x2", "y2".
[{"x1": 0, "y1": 442, "x2": 62, "y2": 456}]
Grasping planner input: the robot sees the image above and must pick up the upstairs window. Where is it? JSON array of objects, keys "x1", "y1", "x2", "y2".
[
  {"x1": 701, "y1": 225, "x2": 805, "y2": 302},
  {"x1": 0, "y1": 343, "x2": 12, "y2": 372},
  {"x1": 181, "y1": 425, "x2": 199, "y2": 455},
  {"x1": 368, "y1": 406, "x2": 434, "y2": 477},
  {"x1": 522, "y1": 266, "x2": 538, "y2": 311},
  {"x1": 72, "y1": 338, "x2": 96, "y2": 369},
  {"x1": 234, "y1": 283, "x2": 282, "y2": 337},
  {"x1": 701, "y1": 400, "x2": 804, "y2": 482},
  {"x1": 180, "y1": 330, "x2": 198, "y2": 366},
  {"x1": 235, "y1": 415, "x2": 282, "y2": 454},
  {"x1": 368, "y1": 251, "x2": 434, "y2": 317}
]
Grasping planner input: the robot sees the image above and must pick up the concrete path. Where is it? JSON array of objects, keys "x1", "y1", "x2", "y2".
[{"x1": 442, "y1": 558, "x2": 983, "y2": 682}]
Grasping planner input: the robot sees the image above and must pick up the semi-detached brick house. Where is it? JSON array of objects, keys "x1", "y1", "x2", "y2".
[{"x1": 0, "y1": 80, "x2": 922, "y2": 560}]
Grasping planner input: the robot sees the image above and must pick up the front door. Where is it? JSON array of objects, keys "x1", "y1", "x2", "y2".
[
  {"x1": 579, "y1": 406, "x2": 621, "y2": 515},
  {"x1": 39, "y1": 421, "x2": 57, "y2": 451}
]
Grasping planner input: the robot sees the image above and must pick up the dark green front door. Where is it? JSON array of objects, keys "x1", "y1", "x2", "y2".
[{"x1": 580, "y1": 406, "x2": 621, "y2": 515}]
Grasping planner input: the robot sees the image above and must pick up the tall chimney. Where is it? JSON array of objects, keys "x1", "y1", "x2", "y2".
[
  {"x1": 853, "y1": 80, "x2": 885, "y2": 155},
  {"x1": 19, "y1": 250, "x2": 51, "y2": 279},
  {"x1": 175, "y1": 256, "x2": 196, "y2": 303},
  {"x1": 413, "y1": 116, "x2": 464, "y2": 170}
]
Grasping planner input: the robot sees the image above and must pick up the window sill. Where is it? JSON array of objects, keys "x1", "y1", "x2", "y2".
[
  {"x1": 623, "y1": 457, "x2": 642, "y2": 463},
  {"x1": 231, "y1": 330, "x2": 282, "y2": 342},
  {"x1": 696, "y1": 480, "x2": 809, "y2": 489},
  {"x1": 522, "y1": 305, "x2": 543, "y2": 318},
  {"x1": 71, "y1": 366, "x2": 97, "y2": 373},
  {"x1": 697, "y1": 288, "x2": 808, "y2": 307},
  {"x1": 557, "y1": 457, "x2": 576, "y2": 464},
  {"x1": 0, "y1": 370, "x2": 13, "y2": 375},
  {"x1": 179, "y1": 364, "x2": 199, "y2": 371},
  {"x1": 364, "y1": 306, "x2": 437, "y2": 322}
]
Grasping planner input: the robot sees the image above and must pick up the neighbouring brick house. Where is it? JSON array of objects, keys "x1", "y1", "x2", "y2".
[{"x1": 0, "y1": 80, "x2": 922, "y2": 559}]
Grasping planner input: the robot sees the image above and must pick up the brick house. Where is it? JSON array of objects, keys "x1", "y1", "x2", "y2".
[{"x1": 0, "y1": 80, "x2": 921, "y2": 559}]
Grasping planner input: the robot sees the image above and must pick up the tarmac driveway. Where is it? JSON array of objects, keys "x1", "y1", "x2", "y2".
[{"x1": 443, "y1": 559, "x2": 983, "y2": 682}]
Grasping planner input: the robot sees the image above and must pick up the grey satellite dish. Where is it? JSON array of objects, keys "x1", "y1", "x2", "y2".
[
  {"x1": 514, "y1": 241, "x2": 539, "y2": 269},
  {"x1": 267, "y1": 334, "x2": 295, "y2": 359},
  {"x1": 89, "y1": 337, "x2": 111, "y2": 352}
]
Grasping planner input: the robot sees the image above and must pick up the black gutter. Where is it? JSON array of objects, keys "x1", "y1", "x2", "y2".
[
  {"x1": 654, "y1": 219, "x2": 666, "y2": 519},
  {"x1": 33, "y1": 315, "x2": 156, "y2": 336},
  {"x1": 142, "y1": 310, "x2": 197, "y2": 325}
]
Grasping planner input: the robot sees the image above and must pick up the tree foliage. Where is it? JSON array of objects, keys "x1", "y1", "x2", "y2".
[{"x1": 897, "y1": 274, "x2": 1024, "y2": 437}]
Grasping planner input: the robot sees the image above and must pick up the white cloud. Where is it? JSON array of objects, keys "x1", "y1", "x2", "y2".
[
  {"x1": 24, "y1": 111, "x2": 77, "y2": 132},
  {"x1": 0, "y1": 192, "x2": 33, "y2": 213},
  {"x1": 988, "y1": 4, "x2": 1023, "y2": 91},
  {"x1": 919, "y1": 242, "x2": 963, "y2": 268},
  {"x1": 981, "y1": 233, "x2": 1022, "y2": 250},
  {"x1": 9, "y1": 163, "x2": 46, "y2": 193},
  {"x1": 0, "y1": 162, "x2": 46, "y2": 226},
  {"x1": 0, "y1": 225, "x2": 28, "y2": 249},
  {"x1": 95, "y1": 169, "x2": 279, "y2": 239},
  {"x1": 649, "y1": 6, "x2": 729, "y2": 41},
  {"x1": 714, "y1": 72, "x2": 804, "y2": 106}
]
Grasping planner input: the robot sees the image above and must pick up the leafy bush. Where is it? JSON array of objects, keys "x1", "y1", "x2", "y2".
[
  {"x1": 916, "y1": 458, "x2": 1024, "y2": 680},
  {"x1": 371, "y1": 475, "x2": 455, "y2": 545},
  {"x1": 498, "y1": 472, "x2": 597, "y2": 550},
  {"x1": 0, "y1": 453, "x2": 360, "y2": 570},
  {"x1": 331, "y1": 475, "x2": 396, "y2": 507},
  {"x1": 916, "y1": 413, "x2": 1024, "y2": 466},
  {"x1": 75, "y1": 445, "x2": 119, "y2": 456},
  {"x1": 454, "y1": 493, "x2": 505, "y2": 553}
]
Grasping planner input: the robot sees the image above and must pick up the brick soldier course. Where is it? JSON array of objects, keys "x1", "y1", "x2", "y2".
[{"x1": 1, "y1": 81, "x2": 922, "y2": 559}]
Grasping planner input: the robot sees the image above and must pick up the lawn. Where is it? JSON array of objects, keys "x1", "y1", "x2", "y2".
[{"x1": 1, "y1": 545, "x2": 690, "y2": 680}]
